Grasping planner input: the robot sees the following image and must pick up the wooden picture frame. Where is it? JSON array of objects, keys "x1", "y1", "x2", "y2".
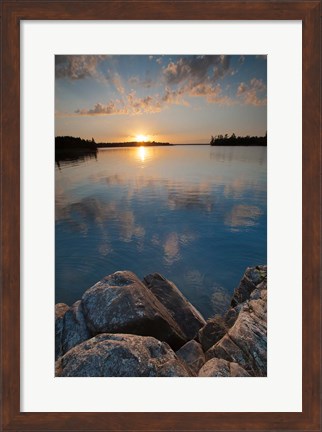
[{"x1": 1, "y1": 1, "x2": 320, "y2": 430}]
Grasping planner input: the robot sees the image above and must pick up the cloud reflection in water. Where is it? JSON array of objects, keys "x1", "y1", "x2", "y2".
[{"x1": 55, "y1": 146, "x2": 266, "y2": 318}]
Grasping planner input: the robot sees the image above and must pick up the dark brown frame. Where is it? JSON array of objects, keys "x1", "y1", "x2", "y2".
[{"x1": 1, "y1": 1, "x2": 320, "y2": 431}]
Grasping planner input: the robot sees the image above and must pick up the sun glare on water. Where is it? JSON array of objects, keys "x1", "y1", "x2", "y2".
[{"x1": 138, "y1": 146, "x2": 146, "y2": 162}]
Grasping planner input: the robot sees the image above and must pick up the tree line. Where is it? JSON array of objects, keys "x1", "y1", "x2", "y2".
[
  {"x1": 210, "y1": 133, "x2": 267, "y2": 146},
  {"x1": 55, "y1": 136, "x2": 97, "y2": 150},
  {"x1": 55, "y1": 136, "x2": 172, "y2": 149}
]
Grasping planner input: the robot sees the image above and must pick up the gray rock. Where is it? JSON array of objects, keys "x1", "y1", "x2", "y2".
[
  {"x1": 61, "y1": 300, "x2": 91, "y2": 355},
  {"x1": 231, "y1": 265, "x2": 267, "y2": 307},
  {"x1": 198, "y1": 316, "x2": 228, "y2": 352},
  {"x1": 206, "y1": 294, "x2": 267, "y2": 376},
  {"x1": 176, "y1": 340, "x2": 205, "y2": 375},
  {"x1": 198, "y1": 357, "x2": 250, "y2": 377},
  {"x1": 143, "y1": 273, "x2": 206, "y2": 340},
  {"x1": 55, "y1": 303, "x2": 69, "y2": 359},
  {"x1": 81, "y1": 271, "x2": 187, "y2": 350},
  {"x1": 55, "y1": 333, "x2": 192, "y2": 377}
]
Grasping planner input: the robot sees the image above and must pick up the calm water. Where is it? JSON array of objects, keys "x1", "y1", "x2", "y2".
[{"x1": 55, "y1": 146, "x2": 267, "y2": 319}]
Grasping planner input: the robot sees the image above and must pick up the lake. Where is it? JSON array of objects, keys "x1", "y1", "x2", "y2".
[{"x1": 55, "y1": 145, "x2": 267, "y2": 319}]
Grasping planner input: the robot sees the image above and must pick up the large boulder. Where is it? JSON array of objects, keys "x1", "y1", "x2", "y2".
[
  {"x1": 61, "y1": 300, "x2": 91, "y2": 355},
  {"x1": 198, "y1": 357, "x2": 250, "y2": 377},
  {"x1": 81, "y1": 271, "x2": 187, "y2": 350},
  {"x1": 55, "y1": 303, "x2": 69, "y2": 359},
  {"x1": 55, "y1": 333, "x2": 192, "y2": 377},
  {"x1": 176, "y1": 340, "x2": 205, "y2": 375},
  {"x1": 206, "y1": 288, "x2": 267, "y2": 376},
  {"x1": 143, "y1": 273, "x2": 206, "y2": 340},
  {"x1": 230, "y1": 265, "x2": 267, "y2": 307}
]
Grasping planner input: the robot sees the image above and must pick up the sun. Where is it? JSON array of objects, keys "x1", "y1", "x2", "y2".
[{"x1": 135, "y1": 134, "x2": 148, "y2": 143}]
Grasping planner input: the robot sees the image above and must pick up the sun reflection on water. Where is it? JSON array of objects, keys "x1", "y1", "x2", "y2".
[{"x1": 138, "y1": 146, "x2": 146, "y2": 162}]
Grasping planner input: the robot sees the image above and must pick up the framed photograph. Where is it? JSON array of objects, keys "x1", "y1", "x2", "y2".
[
  {"x1": 1, "y1": 1, "x2": 320, "y2": 431},
  {"x1": 54, "y1": 53, "x2": 268, "y2": 380}
]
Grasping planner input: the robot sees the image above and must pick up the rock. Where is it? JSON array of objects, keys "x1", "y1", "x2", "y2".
[
  {"x1": 81, "y1": 271, "x2": 187, "y2": 350},
  {"x1": 55, "y1": 303, "x2": 69, "y2": 359},
  {"x1": 55, "y1": 333, "x2": 192, "y2": 377},
  {"x1": 198, "y1": 357, "x2": 250, "y2": 377},
  {"x1": 198, "y1": 316, "x2": 227, "y2": 352},
  {"x1": 210, "y1": 285, "x2": 232, "y2": 316},
  {"x1": 55, "y1": 266, "x2": 267, "y2": 377},
  {"x1": 143, "y1": 273, "x2": 206, "y2": 340},
  {"x1": 223, "y1": 303, "x2": 244, "y2": 328},
  {"x1": 61, "y1": 300, "x2": 91, "y2": 355},
  {"x1": 250, "y1": 279, "x2": 267, "y2": 300},
  {"x1": 206, "y1": 294, "x2": 267, "y2": 376},
  {"x1": 199, "y1": 266, "x2": 267, "y2": 352},
  {"x1": 231, "y1": 265, "x2": 267, "y2": 307},
  {"x1": 176, "y1": 340, "x2": 205, "y2": 375}
]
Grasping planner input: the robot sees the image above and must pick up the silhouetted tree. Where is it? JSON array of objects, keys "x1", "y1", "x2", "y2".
[{"x1": 210, "y1": 133, "x2": 267, "y2": 146}]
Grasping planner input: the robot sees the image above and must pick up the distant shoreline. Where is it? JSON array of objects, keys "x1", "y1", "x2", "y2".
[
  {"x1": 55, "y1": 136, "x2": 172, "y2": 150},
  {"x1": 55, "y1": 136, "x2": 268, "y2": 150},
  {"x1": 96, "y1": 142, "x2": 173, "y2": 148},
  {"x1": 95, "y1": 143, "x2": 267, "y2": 147}
]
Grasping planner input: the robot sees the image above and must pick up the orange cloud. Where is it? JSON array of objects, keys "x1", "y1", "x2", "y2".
[{"x1": 237, "y1": 78, "x2": 267, "y2": 106}]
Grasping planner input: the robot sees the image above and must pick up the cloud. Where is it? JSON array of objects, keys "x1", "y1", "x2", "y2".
[
  {"x1": 75, "y1": 101, "x2": 126, "y2": 115},
  {"x1": 74, "y1": 81, "x2": 235, "y2": 116},
  {"x1": 162, "y1": 87, "x2": 188, "y2": 106},
  {"x1": 75, "y1": 91, "x2": 163, "y2": 116},
  {"x1": 128, "y1": 76, "x2": 153, "y2": 88},
  {"x1": 128, "y1": 76, "x2": 139, "y2": 85},
  {"x1": 126, "y1": 91, "x2": 162, "y2": 114},
  {"x1": 187, "y1": 82, "x2": 233, "y2": 104},
  {"x1": 106, "y1": 71, "x2": 124, "y2": 94},
  {"x1": 55, "y1": 56, "x2": 125, "y2": 94},
  {"x1": 161, "y1": 81, "x2": 234, "y2": 106},
  {"x1": 70, "y1": 56, "x2": 266, "y2": 116},
  {"x1": 160, "y1": 55, "x2": 233, "y2": 106},
  {"x1": 250, "y1": 78, "x2": 266, "y2": 91},
  {"x1": 187, "y1": 83, "x2": 217, "y2": 97},
  {"x1": 237, "y1": 78, "x2": 267, "y2": 106},
  {"x1": 163, "y1": 55, "x2": 231, "y2": 85},
  {"x1": 57, "y1": 55, "x2": 267, "y2": 117},
  {"x1": 55, "y1": 55, "x2": 107, "y2": 80}
]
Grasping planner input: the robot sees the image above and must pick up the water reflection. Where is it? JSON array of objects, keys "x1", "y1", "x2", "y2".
[
  {"x1": 225, "y1": 204, "x2": 262, "y2": 230},
  {"x1": 163, "y1": 232, "x2": 181, "y2": 264},
  {"x1": 138, "y1": 146, "x2": 146, "y2": 162},
  {"x1": 56, "y1": 146, "x2": 267, "y2": 318},
  {"x1": 55, "y1": 148, "x2": 97, "y2": 168}
]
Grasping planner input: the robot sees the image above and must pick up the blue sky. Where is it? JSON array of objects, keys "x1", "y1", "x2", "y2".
[{"x1": 55, "y1": 55, "x2": 267, "y2": 144}]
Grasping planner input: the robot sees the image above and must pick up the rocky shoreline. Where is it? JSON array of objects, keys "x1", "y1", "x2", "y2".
[{"x1": 55, "y1": 266, "x2": 267, "y2": 377}]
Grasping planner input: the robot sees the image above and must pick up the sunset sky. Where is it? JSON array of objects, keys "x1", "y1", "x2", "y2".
[{"x1": 55, "y1": 55, "x2": 267, "y2": 144}]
